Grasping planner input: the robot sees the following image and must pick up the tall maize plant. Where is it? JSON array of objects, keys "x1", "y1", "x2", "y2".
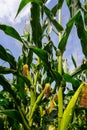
[{"x1": 0, "y1": 0, "x2": 87, "y2": 130}]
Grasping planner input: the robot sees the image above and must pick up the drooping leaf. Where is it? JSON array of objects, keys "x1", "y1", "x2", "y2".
[
  {"x1": 0, "y1": 45, "x2": 9, "y2": 61},
  {"x1": 0, "y1": 74, "x2": 30, "y2": 104},
  {"x1": 70, "y1": 62, "x2": 87, "y2": 76},
  {"x1": 0, "y1": 24, "x2": 22, "y2": 43},
  {"x1": 50, "y1": 69, "x2": 62, "y2": 85},
  {"x1": 0, "y1": 75, "x2": 14, "y2": 95},
  {"x1": 0, "y1": 66, "x2": 17, "y2": 74},
  {"x1": 30, "y1": 47, "x2": 48, "y2": 63},
  {"x1": 63, "y1": 73, "x2": 80, "y2": 90},
  {"x1": 30, "y1": 3, "x2": 42, "y2": 47},
  {"x1": 0, "y1": 45, "x2": 17, "y2": 69},
  {"x1": 58, "y1": 10, "x2": 80, "y2": 54},
  {"x1": 66, "y1": 0, "x2": 81, "y2": 17},
  {"x1": 0, "y1": 66, "x2": 30, "y2": 91},
  {"x1": 16, "y1": 0, "x2": 41, "y2": 17},
  {"x1": 0, "y1": 109, "x2": 22, "y2": 123},
  {"x1": 44, "y1": 6, "x2": 63, "y2": 32},
  {"x1": 75, "y1": 11, "x2": 87, "y2": 57}
]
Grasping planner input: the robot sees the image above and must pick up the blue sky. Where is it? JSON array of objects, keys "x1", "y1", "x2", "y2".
[{"x1": 0, "y1": 0, "x2": 84, "y2": 71}]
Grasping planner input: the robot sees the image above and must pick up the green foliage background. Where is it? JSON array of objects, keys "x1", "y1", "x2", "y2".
[{"x1": 0, "y1": 0, "x2": 87, "y2": 130}]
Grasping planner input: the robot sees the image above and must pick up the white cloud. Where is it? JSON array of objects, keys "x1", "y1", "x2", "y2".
[
  {"x1": 0, "y1": 0, "x2": 51, "y2": 24},
  {"x1": 0, "y1": 0, "x2": 30, "y2": 24}
]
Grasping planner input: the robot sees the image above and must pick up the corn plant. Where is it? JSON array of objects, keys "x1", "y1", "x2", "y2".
[{"x1": 0, "y1": 0, "x2": 87, "y2": 130}]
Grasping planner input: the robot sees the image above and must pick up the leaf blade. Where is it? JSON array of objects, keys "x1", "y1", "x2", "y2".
[
  {"x1": 30, "y1": 47, "x2": 48, "y2": 63},
  {"x1": 30, "y1": 3, "x2": 42, "y2": 47},
  {"x1": 0, "y1": 109, "x2": 22, "y2": 123},
  {"x1": 0, "y1": 66, "x2": 17, "y2": 74},
  {"x1": 63, "y1": 73, "x2": 80, "y2": 90},
  {"x1": 44, "y1": 6, "x2": 63, "y2": 32},
  {"x1": 16, "y1": 0, "x2": 41, "y2": 17},
  {"x1": 60, "y1": 82, "x2": 85, "y2": 130},
  {"x1": 58, "y1": 10, "x2": 80, "y2": 54},
  {"x1": 0, "y1": 45, "x2": 17, "y2": 69},
  {"x1": 75, "y1": 11, "x2": 87, "y2": 57},
  {"x1": 66, "y1": 0, "x2": 81, "y2": 17},
  {"x1": 0, "y1": 24, "x2": 22, "y2": 43}
]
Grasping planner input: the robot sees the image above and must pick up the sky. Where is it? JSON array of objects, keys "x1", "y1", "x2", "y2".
[
  {"x1": 0, "y1": 0, "x2": 84, "y2": 70},
  {"x1": 0, "y1": 0, "x2": 52, "y2": 59}
]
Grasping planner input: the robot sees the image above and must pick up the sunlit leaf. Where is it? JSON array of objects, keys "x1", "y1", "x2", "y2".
[
  {"x1": 0, "y1": 109, "x2": 22, "y2": 123},
  {"x1": 58, "y1": 10, "x2": 80, "y2": 54},
  {"x1": 0, "y1": 24, "x2": 22, "y2": 43},
  {"x1": 60, "y1": 82, "x2": 85, "y2": 130},
  {"x1": 16, "y1": 0, "x2": 41, "y2": 17}
]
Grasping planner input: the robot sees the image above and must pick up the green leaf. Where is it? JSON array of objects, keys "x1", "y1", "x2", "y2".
[
  {"x1": 0, "y1": 75, "x2": 14, "y2": 95},
  {"x1": 0, "y1": 67, "x2": 30, "y2": 92},
  {"x1": 18, "y1": 74, "x2": 31, "y2": 89},
  {"x1": 58, "y1": 10, "x2": 80, "y2": 54},
  {"x1": 30, "y1": 3, "x2": 42, "y2": 47},
  {"x1": 0, "y1": 109, "x2": 22, "y2": 123},
  {"x1": 66, "y1": 0, "x2": 81, "y2": 17},
  {"x1": 0, "y1": 66, "x2": 17, "y2": 74},
  {"x1": 51, "y1": 4, "x2": 58, "y2": 15},
  {"x1": 84, "y1": 2, "x2": 87, "y2": 26},
  {"x1": 50, "y1": 69, "x2": 62, "y2": 85},
  {"x1": 57, "y1": 0, "x2": 64, "y2": 9},
  {"x1": 28, "y1": 50, "x2": 33, "y2": 67},
  {"x1": 16, "y1": 0, "x2": 41, "y2": 17},
  {"x1": 29, "y1": 90, "x2": 44, "y2": 123},
  {"x1": 30, "y1": 47, "x2": 48, "y2": 63},
  {"x1": 0, "y1": 45, "x2": 9, "y2": 61},
  {"x1": 60, "y1": 82, "x2": 85, "y2": 130},
  {"x1": 75, "y1": 11, "x2": 87, "y2": 57},
  {"x1": 70, "y1": 62, "x2": 87, "y2": 76},
  {"x1": 71, "y1": 55, "x2": 77, "y2": 68},
  {"x1": 0, "y1": 45, "x2": 17, "y2": 69},
  {"x1": 0, "y1": 98, "x2": 9, "y2": 106},
  {"x1": 44, "y1": 6, "x2": 63, "y2": 32},
  {"x1": 52, "y1": 0, "x2": 64, "y2": 16},
  {"x1": 0, "y1": 24, "x2": 22, "y2": 43},
  {"x1": 63, "y1": 73, "x2": 80, "y2": 90}
]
